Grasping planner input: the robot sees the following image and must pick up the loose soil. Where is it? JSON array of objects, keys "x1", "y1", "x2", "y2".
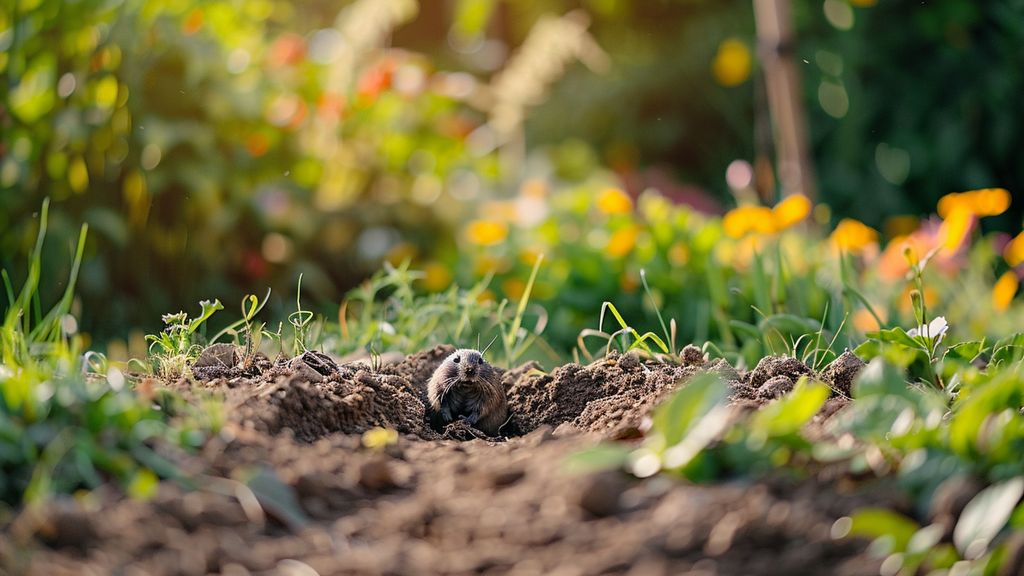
[{"x1": 1, "y1": 346, "x2": 899, "y2": 576}]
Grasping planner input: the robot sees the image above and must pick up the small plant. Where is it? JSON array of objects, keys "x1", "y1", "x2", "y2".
[
  {"x1": 289, "y1": 274, "x2": 317, "y2": 354},
  {"x1": 146, "y1": 299, "x2": 224, "y2": 378}
]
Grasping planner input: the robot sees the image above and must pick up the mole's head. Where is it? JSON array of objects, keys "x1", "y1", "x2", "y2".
[{"x1": 444, "y1": 348, "x2": 489, "y2": 381}]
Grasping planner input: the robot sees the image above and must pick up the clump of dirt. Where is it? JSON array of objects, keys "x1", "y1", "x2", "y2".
[
  {"x1": 749, "y1": 355, "x2": 814, "y2": 389},
  {"x1": 505, "y1": 352, "x2": 700, "y2": 436},
  {"x1": 819, "y1": 350, "x2": 867, "y2": 397}
]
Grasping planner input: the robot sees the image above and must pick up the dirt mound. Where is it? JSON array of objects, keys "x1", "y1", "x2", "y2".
[
  {"x1": 505, "y1": 352, "x2": 701, "y2": 437},
  {"x1": 2, "y1": 347, "x2": 891, "y2": 576},
  {"x1": 6, "y1": 430, "x2": 892, "y2": 576}
]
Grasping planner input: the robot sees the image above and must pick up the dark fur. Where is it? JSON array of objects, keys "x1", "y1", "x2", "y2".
[{"x1": 427, "y1": 348, "x2": 508, "y2": 436}]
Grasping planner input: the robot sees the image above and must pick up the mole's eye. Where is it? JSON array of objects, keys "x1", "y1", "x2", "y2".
[
  {"x1": 453, "y1": 356, "x2": 460, "y2": 364},
  {"x1": 476, "y1": 356, "x2": 483, "y2": 364}
]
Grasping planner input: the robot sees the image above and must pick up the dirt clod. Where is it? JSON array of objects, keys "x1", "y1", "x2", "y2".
[
  {"x1": 749, "y1": 355, "x2": 814, "y2": 390},
  {"x1": 820, "y1": 350, "x2": 866, "y2": 397},
  {"x1": 757, "y1": 375, "x2": 795, "y2": 401}
]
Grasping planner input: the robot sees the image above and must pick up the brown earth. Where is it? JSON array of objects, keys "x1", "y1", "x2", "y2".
[{"x1": 1, "y1": 346, "x2": 894, "y2": 576}]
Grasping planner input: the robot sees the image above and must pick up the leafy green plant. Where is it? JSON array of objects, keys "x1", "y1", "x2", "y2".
[
  {"x1": 1, "y1": 202, "x2": 218, "y2": 505},
  {"x1": 145, "y1": 299, "x2": 224, "y2": 378}
]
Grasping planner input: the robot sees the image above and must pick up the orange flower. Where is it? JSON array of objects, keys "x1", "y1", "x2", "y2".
[
  {"x1": 938, "y1": 206, "x2": 975, "y2": 255},
  {"x1": 830, "y1": 218, "x2": 878, "y2": 253},
  {"x1": 772, "y1": 194, "x2": 812, "y2": 231},
  {"x1": 993, "y1": 271, "x2": 1019, "y2": 312},
  {"x1": 724, "y1": 195, "x2": 811, "y2": 239},
  {"x1": 596, "y1": 188, "x2": 633, "y2": 215},
  {"x1": 607, "y1": 226, "x2": 639, "y2": 258},
  {"x1": 466, "y1": 219, "x2": 508, "y2": 246},
  {"x1": 937, "y1": 188, "x2": 1010, "y2": 219},
  {"x1": 723, "y1": 206, "x2": 775, "y2": 239},
  {"x1": 182, "y1": 9, "x2": 203, "y2": 35},
  {"x1": 712, "y1": 39, "x2": 752, "y2": 87},
  {"x1": 852, "y1": 308, "x2": 883, "y2": 333},
  {"x1": 1005, "y1": 232, "x2": 1024, "y2": 267}
]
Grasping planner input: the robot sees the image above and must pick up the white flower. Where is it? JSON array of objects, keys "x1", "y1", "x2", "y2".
[{"x1": 908, "y1": 316, "x2": 948, "y2": 344}]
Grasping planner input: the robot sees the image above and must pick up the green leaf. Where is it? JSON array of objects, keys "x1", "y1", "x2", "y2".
[
  {"x1": 751, "y1": 377, "x2": 829, "y2": 437},
  {"x1": 868, "y1": 326, "x2": 928, "y2": 351},
  {"x1": 991, "y1": 333, "x2": 1024, "y2": 366},
  {"x1": 852, "y1": 358, "x2": 910, "y2": 399},
  {"x1": 944, "y1": 340, "x2": 986, "y2": 364},
  {"x1": 563, "y1": 443, "x2": 631, "y2": 475},
  {"x1": 846, "y1": 508, "x2": 921, "y2": 553},
  {"x1": 953, "y1": 477, "x2": 1024, "y2": 559},
  {"x1": 651, "y1": 372, "x2": 729, "y2": 449},
  {"x1": 236, "y1": 466, "x2": 310, "y2": 532},
  {"x1": 188, "y1": 299, "x2": 224, "y2": 335}
]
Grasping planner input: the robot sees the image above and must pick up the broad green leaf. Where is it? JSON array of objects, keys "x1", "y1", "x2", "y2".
[
  {"x1": 237, "y1": 466, "x2": 310, "y2": 532},
  {"x1": 991, "y1": 333, "x2": 1024, "y2": 366},
  {"x1": 852, "y1": 358, "x2": 910, "y2": 399},
  {"x1": 953, "y1": 477, "x2": 1024, "y2": 559},
  {"x1": 651, "y1": 373, "x2": 729, "y2": 449},
  {"x1": 867, "y1": 327, "x2": 925, "y2": 351},
  {"x1": 752, "y1": 377, "x2": 829, "y2": 437},
  {"x1": 949, "y1": 372, "x2": 1024, "y2": 457},
  {"x1": 846, "y1": 508, "x2": 921, "y2": 553},
  {"x1": 944, "y1": 340, "x2": 986, "y2": 364},
  {"x1": 563, "y1": 443, "x2": 631, "y2": 475}
]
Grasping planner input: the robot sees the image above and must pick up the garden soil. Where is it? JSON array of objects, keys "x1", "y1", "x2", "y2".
[{"x1": 1, "y1": 346, "x2": 901, "y2": 576}]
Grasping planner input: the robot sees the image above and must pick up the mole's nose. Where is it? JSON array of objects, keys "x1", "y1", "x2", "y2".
[{"x1": 465, "y1": 366, "x2": 476, "y2": 376}]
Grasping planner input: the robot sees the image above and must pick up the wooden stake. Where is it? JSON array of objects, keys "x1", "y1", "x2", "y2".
[{"x1": 753, "y1": 0, "x2": 817, "y2": 201}]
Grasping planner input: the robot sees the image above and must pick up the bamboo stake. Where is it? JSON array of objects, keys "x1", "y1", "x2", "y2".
[{"x1": 753, "y1": 0, "x2": 817, "y2": 201}]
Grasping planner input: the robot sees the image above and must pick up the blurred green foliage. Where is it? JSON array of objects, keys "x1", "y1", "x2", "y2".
[{"x1": 2, "y1": 0, "x2": 1023, "y2": 348}]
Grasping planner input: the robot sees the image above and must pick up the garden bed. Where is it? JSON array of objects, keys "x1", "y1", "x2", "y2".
[{"x1": 3, "y1": 346, "x2": 903, "y2": 575}]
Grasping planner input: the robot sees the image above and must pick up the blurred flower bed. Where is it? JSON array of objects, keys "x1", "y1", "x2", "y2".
[
  {"x1": 436, "y1": 181, "x2": 1023, "y2": 365},
  {"x1": 3, "y1": 0, "x2": 1023, "y2": 358}
]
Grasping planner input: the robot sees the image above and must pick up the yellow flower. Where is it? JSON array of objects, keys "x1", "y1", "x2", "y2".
[
  {"x1": 938, "y1": 206, "x2": 974, "y2": 255},
  {"x1": 849, "y1": 0, "x2": 877, "y2": 6},
  {"x1": 361, "y1": 427, "x2": 398, "y2": 450},
  {"x1": 937, "y1": 188, "x2": 1010, "y2": 219},
  {"x1": 723, "y1": 205, "x2": 775, "y2": 239},
  {"x1": 596, "y1": 187, "x2": 633, "y2": 215},
  {"x1": 466, "y1": 219, "x2": 508, "y2": 246},
  {"x1": 607, "y1": 226, "x2": 639, "y2": 258},
  {"x1": 993, "y1": 271, "x2": 1019, "y2": 312},
  {"x1": 502, "y1": 278, "x2": 526, "y2": 301},
  {"x1": 772, "y1": 194, "x2": 812, "y2": 231},
  {"x1": 830, "y1": 218, "x2": 879, "y2": 253},
  {"x1": 476, "y1": 289, "x2": 496, "y2": 304},
  {"x1": 420, "y1": 261, "x2": 452, "y2": 292},
  {"x1": 1006, "y1": 232, "x2": 1024, "y2": 267},
  {"x1": 712, "y1": 38, "x2": 752, "y2": 87}
]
